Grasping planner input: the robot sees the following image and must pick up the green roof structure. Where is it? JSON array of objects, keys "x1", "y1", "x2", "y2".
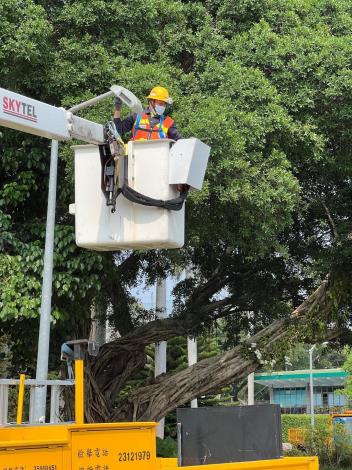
[{"x1": 254, "y1": 368, "x2": 348, "y2": 389}]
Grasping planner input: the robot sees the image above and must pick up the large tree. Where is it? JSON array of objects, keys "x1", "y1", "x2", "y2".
[{"x1": 1, "y1": 0, "x2": 352, "y2": 420}]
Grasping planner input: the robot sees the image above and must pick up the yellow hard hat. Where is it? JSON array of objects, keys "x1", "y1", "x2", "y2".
[{"x1": 147, "y1": 86, "x2": 173, "y2": 104}]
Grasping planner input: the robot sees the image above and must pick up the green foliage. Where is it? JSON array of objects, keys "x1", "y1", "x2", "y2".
[
  {"x1": 0, "y1": 254, "x2": 41, "y2": 319},
  {"x1": 0, "y1": 0, "x2": 52, "y2": 93},
  {"x1": 156, "y1": 437, "x2": 177, "y2": 458},
  {"x1": 284, "y1": 419, "x2": 352, "y2": 469},
  {"x1": 341, "y1": 348, "x2": 352, "y2": 400},
  {"x1": 281, "y1": 414, "x2": 329, "y2": 441},
  {"x1": 267, "y1": 342, "x2": 345, "y2": 371},
  {"x1": 0, "y1": 335, "x2": 12, "y2": 377}
]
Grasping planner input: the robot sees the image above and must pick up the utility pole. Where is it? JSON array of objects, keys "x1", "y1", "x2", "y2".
[
  {"x1": 186, "y1": 266, "x2": 198, "y2": 408},
  {"x1": 155, "y1": 278, "x2": 167, "y2": 438},
  {"x1": 309, "y1": 344, "x2": 316, "y2": 428},
  {"x1": 247, "y1": 373, "x2": 255, "y2": 405},
  {"x1": 309, "y1": 342, "x2": 328, "y2": 428},
  {"x1": 33, "y1": 140, "x2": 59, "y2": 422},
  {"x1": 187, "y1": 337, "x2": 198, "y2": 408}
]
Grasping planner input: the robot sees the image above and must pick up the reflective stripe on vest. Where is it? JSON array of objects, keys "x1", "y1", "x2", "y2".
[{"x1": 131, "y1": 113, "x2": 174, "y2": 141}]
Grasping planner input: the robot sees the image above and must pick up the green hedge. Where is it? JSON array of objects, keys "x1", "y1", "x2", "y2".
[
  {"x1": 281, "y1": 414, "x2": 330, "y2": 441},
  {"x1": 156, "y1": 437, "x2": 177, "y2": 457}
]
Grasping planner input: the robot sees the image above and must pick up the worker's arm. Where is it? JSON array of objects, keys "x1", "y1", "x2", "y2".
[
  {"x1": 113, "y1": 113, "x2": 136, "y2": 136},
  {"x1": 168, "y1": 121, "x2": 183, "y2": 141},
  {"x1": 113, "y1": 97, "x2": 137, "y2": 136}
]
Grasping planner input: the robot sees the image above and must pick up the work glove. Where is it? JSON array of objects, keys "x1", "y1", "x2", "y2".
[{"x1": 114, "y1": 97, "x2": 123, "y2": 111}]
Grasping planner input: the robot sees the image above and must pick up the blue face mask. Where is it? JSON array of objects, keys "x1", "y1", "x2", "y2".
[{"x1": 154, "y1": 104, "x2": 166, "y2": 116}]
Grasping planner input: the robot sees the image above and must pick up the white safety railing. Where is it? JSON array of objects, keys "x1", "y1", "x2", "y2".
[{"x1": 0, "y1": 378, "x2": 74, "y2": 424}]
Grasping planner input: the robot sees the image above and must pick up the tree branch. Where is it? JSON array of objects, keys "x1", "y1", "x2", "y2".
[
  {"x1": 321, "y1": 201, "x2": 338, "y2": 240},
  {"x1": 108, "y1": 275, "x2": 342, "y2": 422}
]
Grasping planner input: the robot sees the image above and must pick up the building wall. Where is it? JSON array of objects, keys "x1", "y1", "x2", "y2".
[
  {"x1": 273, "y1": 388, "x2": 307, "y2": 407},
  {"x1": 273, "y1": 386, "x2": 347, "y2": 412}
]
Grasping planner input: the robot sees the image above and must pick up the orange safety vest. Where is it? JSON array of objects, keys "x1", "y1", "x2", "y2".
[{"x1": 131, "y1": 113, "x2": 174, "y2": 141}]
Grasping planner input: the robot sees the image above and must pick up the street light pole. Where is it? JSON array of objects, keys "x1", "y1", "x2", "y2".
[
  {"x1": 309, "y1": 342, "x2": 329, "y2": 429},
  {"x1": 155, "y1": 278, "x2": 167, "y2": 438},
  {"x1": 33, "y1": 139, "x2": 59, "y2": 422},
  {"x1": 309, "y1": 344, "x2": 316, "y2": 428}
]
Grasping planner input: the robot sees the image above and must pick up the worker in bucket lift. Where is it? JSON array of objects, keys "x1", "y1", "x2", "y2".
[{"x1": 113, "y1": 86, "x2": 182, "y2": 141}]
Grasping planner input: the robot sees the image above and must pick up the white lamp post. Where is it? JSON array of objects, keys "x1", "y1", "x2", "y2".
[
  {"x1": 309, "y1": 345, "x2": 317, "y2": 428},
  {"x1": 309, "y1": 342, "x2": 329, "y2": 428}
]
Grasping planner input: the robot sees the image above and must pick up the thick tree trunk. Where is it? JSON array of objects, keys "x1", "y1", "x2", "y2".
[
  {"x1": 83, "y1": 318, "x2": 188, "y2": 421},
  {"x1": 85, "y1": 276, "x2": 344, "y2": 422}
]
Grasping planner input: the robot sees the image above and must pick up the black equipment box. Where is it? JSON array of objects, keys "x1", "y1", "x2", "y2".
[{"x1": 176, "y1": 405, "x2": 282, "y2": 465}]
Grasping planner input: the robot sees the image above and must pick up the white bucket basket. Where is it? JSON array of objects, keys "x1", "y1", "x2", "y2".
[
  {"x1": 169, "y1": 138, "x2": 210, "y2": 190},
  {"x1": 70, "y1": 138, "x2": 209, "y2": 251},
  {"x1": 70, "y1": 140, "x2": 182, "y2": 250}
]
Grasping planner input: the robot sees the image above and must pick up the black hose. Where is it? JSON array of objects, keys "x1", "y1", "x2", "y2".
[{"x1": 121, "y1": 185, "x2": 189, "y2": 211}]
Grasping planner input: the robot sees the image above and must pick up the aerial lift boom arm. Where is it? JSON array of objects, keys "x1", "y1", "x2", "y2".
[{"x1": 0, "y1": 85, "x2": 142, "y2": 144}]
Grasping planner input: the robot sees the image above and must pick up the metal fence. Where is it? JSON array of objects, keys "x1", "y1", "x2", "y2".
[{"x1": 0, "y1": 378, "x2": 74, "y2": 424}]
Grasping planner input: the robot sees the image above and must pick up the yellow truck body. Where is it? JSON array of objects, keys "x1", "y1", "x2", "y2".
[
  {"x1": 2, "y1": 355, "x2": 318, "y2": 470},
  {"x1": 0, "y1": 421, "x2": 156, "y2": 470},
  {"x1": 157, "y1": 457, "x2": 318, "y2": 470},
  {"x1": 0, "y1": 422, "x2": 318, "y2": 470}
]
